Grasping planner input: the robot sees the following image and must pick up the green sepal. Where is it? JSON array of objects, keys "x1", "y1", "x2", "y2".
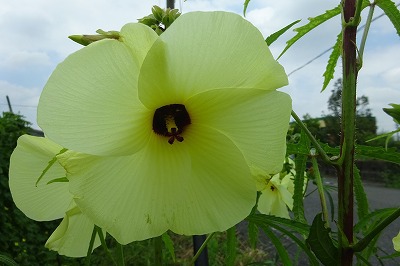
[
  {"x1": 69, "y1": 30, "x2": 120, "y2": 46},
  {"x1": 46, "y1": 176, "x2": 69, "y2": 185},
  {"x1": 35, "y1": 148, "x2": 67, "y2": 186}
]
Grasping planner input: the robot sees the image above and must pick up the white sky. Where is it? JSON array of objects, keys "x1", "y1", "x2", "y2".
[{"x1": 1, "y1": 0, "x2": 399, "y2": 132}]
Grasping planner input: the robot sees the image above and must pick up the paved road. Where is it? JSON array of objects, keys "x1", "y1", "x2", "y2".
[{"x1": 303, "y1": 178, "x2": 400, "y2": 265}]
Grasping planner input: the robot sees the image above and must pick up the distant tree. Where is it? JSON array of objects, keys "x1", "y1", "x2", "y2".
[{"x1": 327, "y1": 78, "x2": 372, "y2": 117}]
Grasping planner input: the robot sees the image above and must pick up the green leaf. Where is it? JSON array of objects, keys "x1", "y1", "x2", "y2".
[
  {"x1": 259, "y1": 225, "x2": 292, "y2": 265},
  {"x1": 376, "y1": 0, "x2": 400, "y2": 36},
  {"x1": 265, "y1": 20, "x2": 301, "y2": 46},
  {"x1": 161, "y1": 232, "x2": 176, "y2": 262},
  {"x1": 383, "y1": 103, "x2": 400, "y2": 124},
  {"x1": 321, "y1": 32, "x2": 342, "y2": 92},
  {"x1": 307, "y1": 213, "x2": 338, "y2": 266},
  {"x1": 278, "y1": 4, "x2": 341, "y2": 59},
  {"x1": 248, "y1": 214, "x2": 319, "y2": 265},
  {"x1": 354, "y1": 208, "x2": 398, "y2": 233},
  {"x1": 35, "y1": 148, "x2": 67, "y2": 186},
  {"x1": 356, "y1": 145, "x2": 400, "y2": 164},
  {"x1": 0, "y1": 254, "x2": 18, "y2": 266},
  {"x1": 243, "y1": 0, "x2": 251, "y2": 16},
  {"x1": 247, "y1": 221, "x2": 259, "y2": 249},
  {"x1": 353, "y1": 166, "x2": 369, "y2": 221},
  {"x1": 247, "y1": 214, "x2": 310, "y2": 235},
  {"x1": 226, "y1": 226, "x2": 237, "y2": 266},
  {"x1": 292, "y1": 130, "x2": 309, "y2": 224}
]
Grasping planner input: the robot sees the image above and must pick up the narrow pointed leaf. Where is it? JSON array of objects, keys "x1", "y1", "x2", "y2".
[
  {"x1": 278, "y1": 4, "x2": 341, "y2": 59},
  {"x1": 376, "y1": 0, "x2": 400, "y2": 36},
  {"x1": 247, "y1": 221, "x2": 259, "y2": 249},
  {"x1": 354, "y1": 166, "x2": 369, "y2": 221},
  {"x1": 292, "y1": 130, "x2": 309, "y2": 224},
  {"x1": 47, "y1": 177, "x2": 69, "y2": 185},
  {"x1": 259, "y1": 225, "x2": 292, "y2": 265},
  {"x1": 321, "y1": 32, "x2": 342, "y2": 92},
  {"x1": 35, "y1": 148, "x2": 67, "y2": 186},
  {"x1": 265, "y1": 20, "x2": 301, "y2": 46},
  {"x1": 307, "y1": 213, "x2": 338, "y2": 266},
  {"x1": 161, "y1": 232, "x2": 176, "y2": 262}
]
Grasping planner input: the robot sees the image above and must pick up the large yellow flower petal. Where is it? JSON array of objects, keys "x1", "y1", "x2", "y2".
[
  {"x1": 186, "y1": 89, "x2": 292, "y2": 174},
  {"x1": 45, "y1": 204, "x2": 102, "y2": 257},
  {"x1": 58, "y1": 125, "x2": 255, "y2": 243},
  {"x1": 9, "y1": 135, "x2": 72, "y2": 221},
  {"x1": 38, "y1": 24, "x2": 157, "y2": 156},
  {"x1": 138, "y1": 11, "x2": 288, "y2": 109}
]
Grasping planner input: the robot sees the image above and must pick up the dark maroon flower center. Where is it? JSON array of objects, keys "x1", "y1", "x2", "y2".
[{"x1": 152, "y1": 104, "x2": 191, "y2": 144}]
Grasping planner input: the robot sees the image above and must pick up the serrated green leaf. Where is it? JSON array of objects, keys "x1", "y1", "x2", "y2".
[
  {"x1": 243, "y1": 0, "x2": 251, "y2": 16},
  {"x1": 307, "y1": 213, "x2": 338, "y2": 266},
  {"x1": 248, "y1": 214, "x2": 319, "y2": 265},
  {"x1": 376, "y1": 0, "x2": 400, "y2": 36},
  {"x1": 265, "y1": 20, "x2": 301, "y2": 46},
  {"x1": 247, "y1": 221, "x2": 259, "y2": 249},
  {"x1": 383, "y1": 103, "x2": 400, "y2": 124},
  {"x1": 354, "y1": 208, "x2": 397, "y2": 232},
  {"x1": 161, "y1": 232, "x2": 176, "y2": 262},
  {"x1": 356, "y1": 145, "x2": 400, "y2": 164},
  {"x1": 354, "y1": 166, "x2": 369, "y2": 221},
  {"x1": 278, "y1": 4, "x2": 341, "y2": 59},
  {"x1": 293, "y1": 130, "x2": 310, "y2": 224},
  {"x1": 278, "y1": 0, "x2": 370, "y2": 59},
  {"x1": 226, "y1": 226, "x2": 237, "y2": 266},
  {"x1": 321, "y1": 32, "x2": 342, "y2": 92},
  {"x1": 0, "y1": 254, "x2": 18, "y2": 266},
  {"x1": 259, "y1": 225, "x2": 292, "y2": 265},
  {"x1": 152, "y1": 5, "x2": 164, "y2": 21}
]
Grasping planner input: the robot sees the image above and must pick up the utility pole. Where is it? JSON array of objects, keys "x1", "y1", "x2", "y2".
[
  {"x1": 166, "y1": 0, "x2": 174, "y2": 9},
  {"x1": 6, "y1": 95, "x2": 13, "y2": 113}
]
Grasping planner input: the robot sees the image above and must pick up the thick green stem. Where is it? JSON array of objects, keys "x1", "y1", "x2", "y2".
[
  {"x1": 85, "y1": 226, "x2": 97, "y2": 266},
  {"x1": 311, "y1": 156, "x2": 330, "y2": 229},
  {"x1": 339, "y1": 0, "x2": 358, "y2": 264}
]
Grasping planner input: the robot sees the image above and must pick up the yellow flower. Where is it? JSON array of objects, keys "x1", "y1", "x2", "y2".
[
  {"x1": 37, "y1": 12, "x2": 291, "y2": 244},
  {"x1": 393, "y1": 231, "x2": 400, "y2": 252},
  {"x1": 9, "y1": 135, "x2": 102, "y2": 257},
  {"x1": 256, "y1": 158, "x2": 303, "y2": 218}
]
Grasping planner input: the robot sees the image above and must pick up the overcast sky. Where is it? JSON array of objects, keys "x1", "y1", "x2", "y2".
[{"x1": 1, "y1": 0, "x2": 399, "y2": 133}]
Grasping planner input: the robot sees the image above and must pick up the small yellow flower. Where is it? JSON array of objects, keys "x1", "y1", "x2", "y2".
[{"x1": 393, "y1": 231, "x2": 400, "y2": 252}]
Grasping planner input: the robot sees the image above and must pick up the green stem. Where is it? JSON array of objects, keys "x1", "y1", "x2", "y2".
[
  {"x1": 154, "y1": 236, "x2": 163, "y2": 266},
  {"x1": 352, "y1": 207, "x2": 400, "y2": 252},
  {"x1": 311, "y1": 156, "x2": 330, "y2": 228},
  {"x1": 96, "y1": 226, "x2": 117, "y2": 265},
  {"x1": 116, "y1": 243, "x2": 125, "y2": 266},
  {"x1": 85, "y1": 225, "x2": 97, "y2": 266},
  {"x1": 291, "y1": 110, "x2": 336, "y2": 165},
  {"x1": 190, "y1": 233, "x2": 215, "y2": 265},
  {"x1": 358, "y1": 3, "x2": 375, "y2": 63}
]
